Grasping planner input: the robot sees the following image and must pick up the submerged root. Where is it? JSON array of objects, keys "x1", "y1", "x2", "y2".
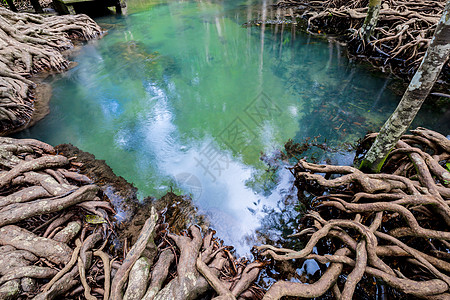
[{"x1": 257, "y1": 128, "x2": 450, "y2": 299}]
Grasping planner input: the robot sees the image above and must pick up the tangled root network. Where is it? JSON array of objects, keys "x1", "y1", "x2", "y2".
[
  {"x1": 0, "y1": 8, "x2": 102, "y2": 133},
  {"x1": 257, "y1": 128, "x2": 450, "y2": 299},
  {"x1": 274, "y1": 0, "x2": 447, "y2": 75}
]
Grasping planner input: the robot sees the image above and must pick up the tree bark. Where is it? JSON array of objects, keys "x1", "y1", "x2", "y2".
[
  {"x1": 361, "y1": 0, "x2": 382, "y2": 41},
  {"x1": 360, "y1": 0, "x2": 450, "y2": 172},
  {"x1": 0, "y1": 225, "x2": 73, "y2": 265}
]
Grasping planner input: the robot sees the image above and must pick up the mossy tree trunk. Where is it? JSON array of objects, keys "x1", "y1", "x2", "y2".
[
  {"x1": 361, "y1": 0, "x2": 382, "y2": 41},
  {"x1": 360, "y1": 0, "x2": 450, "y2": 173}
]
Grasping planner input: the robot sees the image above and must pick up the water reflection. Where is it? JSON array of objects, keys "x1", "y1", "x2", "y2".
[{"x1": 15, "y1": 0, "x2": 446, "y2": 255}]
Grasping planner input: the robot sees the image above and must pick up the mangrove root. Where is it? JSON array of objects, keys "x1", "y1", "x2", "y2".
[
  {"x1": 257, "y1": 127, "x2": 450, "y2": 299},
  {"x1": 0, "y1": 8, "x2": 103, "y2": 133}
]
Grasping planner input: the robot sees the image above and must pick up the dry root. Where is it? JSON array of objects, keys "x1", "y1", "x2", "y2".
[
  {"x1": 0, "y1": 136, "x2": 264, "y2": 299},
  {"x1": 116, "y1": 219, "x2": 265, "y2": 300},
  {"x1": 257, "y1": 127, "x2": 450, "y2": 299},
  {"x1": 0, "y1": 8, "x2": 103, "y2": 133},
  {"x1": 0, "y1": 137, "x2": 114, "y2": 299}
]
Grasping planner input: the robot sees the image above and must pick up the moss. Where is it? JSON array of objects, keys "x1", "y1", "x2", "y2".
[{"x1": 359, "y1": 151, "x2": 390, "y2": 173}]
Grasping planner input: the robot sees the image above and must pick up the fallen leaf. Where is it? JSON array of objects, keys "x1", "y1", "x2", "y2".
[{"x1": 86, "y1": 215, "x2": 107, "y2": 224}]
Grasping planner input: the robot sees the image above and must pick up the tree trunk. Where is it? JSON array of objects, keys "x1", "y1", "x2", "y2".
[
  {"x1": 361, "y1": 0, "x2": 382, "y2": 41},
  {"x1": 360, "y1": 0, "x2": 450, "y2": 173}
]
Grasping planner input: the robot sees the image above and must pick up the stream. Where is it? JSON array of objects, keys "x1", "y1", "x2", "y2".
[{"x1": 15, "y1": 0, "x2": 449, "y2": 255}]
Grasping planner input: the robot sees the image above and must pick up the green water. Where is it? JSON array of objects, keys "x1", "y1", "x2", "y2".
[{"x1": 15, "y1": 0, "x2": 448, "y2": 254}]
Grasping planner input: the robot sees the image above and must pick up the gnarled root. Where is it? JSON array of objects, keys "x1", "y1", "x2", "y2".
[
  {"x1": 114, "y1": 220, "x2": 264, "y2": 300},
  {"x1": 258, "y1": 128, "x2": 450, "y2": 299},
  {"x1": 270, "y1": 0, "x2": 446, "y2": 76},
  {"x1": 0, "y1": 136, "x2": 114, "y2": 299},
  {"x1": 0, "y1": 7, "x2": 103, "y2": 133}
]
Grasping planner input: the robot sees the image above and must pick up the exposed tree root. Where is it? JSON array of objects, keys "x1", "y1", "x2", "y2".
[
  {"x1": 0, "y1": 8, "x2": 103, "y2": 134},
  {"x1": 0, "y1": 136, "x2": 264, "y2": 299},
  {"x1": 116, "y1": 221, "x2": 265, "y2": 300},
  {"x1": 141, "y1": 249, "x2": 174, "y2": 300},
  {"x1": 266, "y1": 0, "x2": 448, "y2": 77},
  {"x1": 123, "y1": 256, "x2": 152, "y2": 300},
  {"x1": 110, "y1": 209, "x2": 158, "y2": 300},
  {"x1": 257, "y1": 127, "x2": 450, "y2": 299},
  {"x1": 0, "y1": 136, "x2": 113, "y2": 299}
]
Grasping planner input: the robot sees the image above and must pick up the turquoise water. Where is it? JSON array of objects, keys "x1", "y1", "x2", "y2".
[{"x1": 15, "y1": 0, "x2": 448, "y2": 254}]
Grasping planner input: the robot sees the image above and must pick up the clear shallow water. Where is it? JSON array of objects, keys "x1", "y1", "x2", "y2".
[{"x1": 15, "y1": 0, "x2": 448, "y2": 254}]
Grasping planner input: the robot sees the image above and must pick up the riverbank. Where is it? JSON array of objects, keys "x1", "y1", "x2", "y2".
[
  {"x1": 256, "y1": 128, "x2": 450, "y2": 299},
  {"x1": 0, "y1": 8, "x2": 102, "y2": 135},
  {"x1": 0, "y1": 136, "x2": 264, "y2": 299},
  {"x1": 246, "y1": 0, "x2": 449, "y2": 98}
]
